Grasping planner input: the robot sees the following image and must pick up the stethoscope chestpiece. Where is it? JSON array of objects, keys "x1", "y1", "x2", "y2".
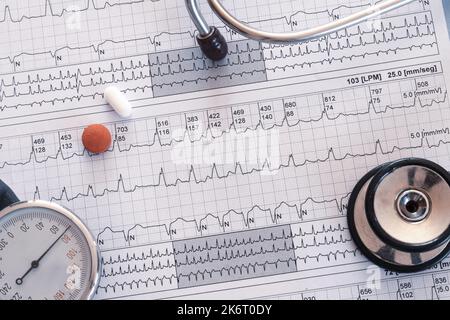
[{"x1": 348, "y1": 158, "x2": 450, "y2": 273}]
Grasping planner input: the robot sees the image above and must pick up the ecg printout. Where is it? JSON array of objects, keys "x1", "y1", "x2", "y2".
[{"x1": 1, "y1": 0, "x2": 450, "y2": 300}]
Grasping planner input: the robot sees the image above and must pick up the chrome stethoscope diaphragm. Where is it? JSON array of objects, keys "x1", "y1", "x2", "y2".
[{"x1": 348, "y1": 158, "x2": 450, "y2": 272}]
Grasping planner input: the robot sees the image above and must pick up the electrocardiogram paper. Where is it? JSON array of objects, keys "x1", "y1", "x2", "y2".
[{"x1": 0, "y1": 0, "x2": 450, "y2": 300}]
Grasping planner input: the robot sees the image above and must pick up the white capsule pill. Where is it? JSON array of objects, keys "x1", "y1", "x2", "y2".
[{"x1": 104, "y1": 86, "x2": 133, "y2": 118}]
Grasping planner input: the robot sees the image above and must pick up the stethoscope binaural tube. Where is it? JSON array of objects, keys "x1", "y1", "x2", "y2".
[{"x1": 186, "y1": 0, "x2": 416, "y2": 61}]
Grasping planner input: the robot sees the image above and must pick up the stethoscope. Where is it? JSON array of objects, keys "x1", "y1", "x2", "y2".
[{"x1": 186, "y1": 0, "x2": 416, "y2": 60}]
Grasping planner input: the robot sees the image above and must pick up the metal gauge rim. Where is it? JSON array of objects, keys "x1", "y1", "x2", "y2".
[
  {"x1": 347, "y1": 164, "x2": 450, "y2": 273},
  {"x1": 0, "y1": 200, "x2": 101, "y2": 300},
  {"x1": 365, "y1": 158, "x2": 450, "y2": 253}
]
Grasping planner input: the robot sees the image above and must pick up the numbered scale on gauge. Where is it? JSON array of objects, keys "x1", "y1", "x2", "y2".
[{"x1": 0, "y1": 201, "x2": 101, "y2": 300}]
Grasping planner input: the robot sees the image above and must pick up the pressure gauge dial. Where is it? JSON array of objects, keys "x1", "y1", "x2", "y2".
[{"x1": 0, "y1": 201, "x2": 101, "y2": 300}]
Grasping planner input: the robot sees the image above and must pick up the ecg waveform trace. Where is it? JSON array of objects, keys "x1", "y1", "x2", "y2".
[
  {"x1": 0, "y1": 1, "x2": 438, "y2": 118},
  {"x1": 96, "y1": 218, "x2": 362, "y2": 297},
  {"x1": 0, "y1": 0, "x2": 431, "y2": 66},
  {"x1": 0, "y1": 0, "x2": 429, "y2": 24},
  {"x1": 0, "y1": 71, "x2": 446, "y2": 168}
]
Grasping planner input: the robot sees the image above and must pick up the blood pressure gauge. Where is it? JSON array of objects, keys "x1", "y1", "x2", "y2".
[{"x1": 0, "y1": 181, "x2": 101, "y2": 300}]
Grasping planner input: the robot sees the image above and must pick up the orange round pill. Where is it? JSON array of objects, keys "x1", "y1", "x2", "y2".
[{"x1": 82, "y1": 124, "x2": 112, "y2": 154}]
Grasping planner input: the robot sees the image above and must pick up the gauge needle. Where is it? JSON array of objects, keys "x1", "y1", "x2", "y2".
[{"x1": 15, "y1": 225, "x2": 71, "y2": 286}]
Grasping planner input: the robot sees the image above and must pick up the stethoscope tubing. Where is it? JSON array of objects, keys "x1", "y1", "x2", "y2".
[{"x1": 186, "y1": 0, "x2": 416, "y2": 42}]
